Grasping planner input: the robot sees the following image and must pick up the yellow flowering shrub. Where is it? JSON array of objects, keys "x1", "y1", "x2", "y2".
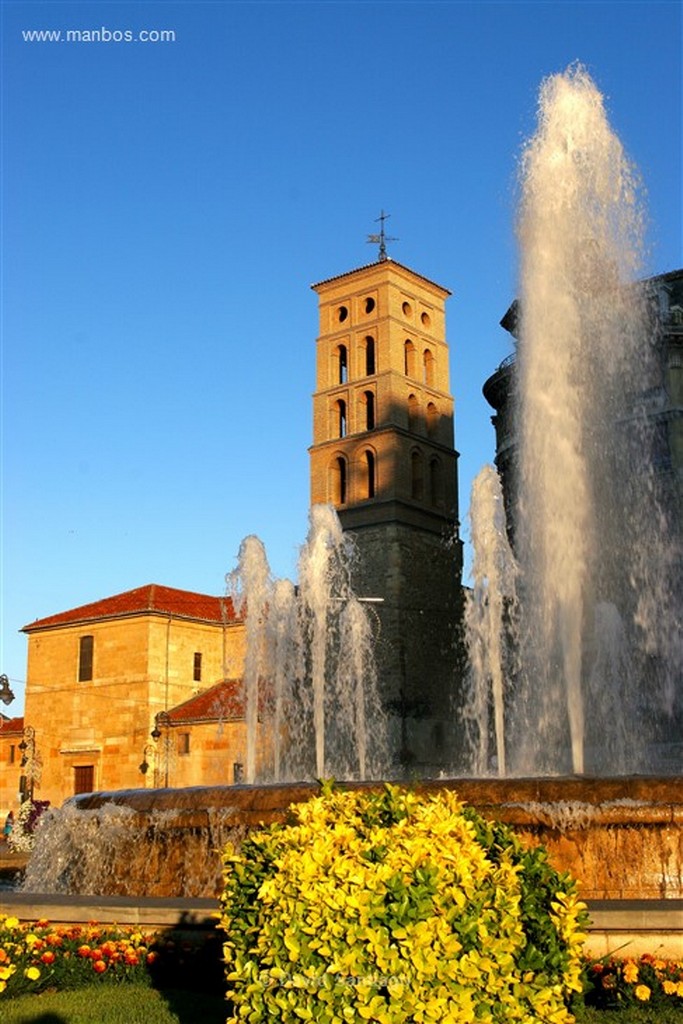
[{"x1": 220, "y1": 783, "x2": 589, "y2": 1023}]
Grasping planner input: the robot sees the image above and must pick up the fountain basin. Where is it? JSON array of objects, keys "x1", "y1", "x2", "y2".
[{"x1": 20, "y1": 776, "x2": 683, "y2": 903}]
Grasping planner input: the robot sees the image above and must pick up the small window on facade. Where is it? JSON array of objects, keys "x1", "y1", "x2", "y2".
[
  {"x1": 193, "y1": 652, "x2": 202, "y2": 682},
  {"x1": 74, "y1": 765, "x2": 95, "y2": 795},
  {"x1": 365, "y1": 336, "x2": 376, "y2": 375},
  {"x1": 338, "y1": 344, "x2": 348, "y2": 384},
  {"x1": 233, "y1": 762, "x2": 244, "y2": 784},
  {"x1": 78, "y1": 635, "x2": 94, "y2": 682},
  {"x1": 364, "y1": 297, "x2": 375, "y2": 314},
  {"x1": 9, "y1": 744, "x2": 16, "y2": 765},
  {"x1": 178, "y1": 732, "x2": 191, "y2": 756},
  {"x1": 337, "y1": 305, "x2": 348, "y2": 323}
]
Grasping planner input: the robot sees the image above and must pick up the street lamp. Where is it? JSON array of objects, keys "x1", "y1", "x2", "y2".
[{"x1": 0, "y1": 674, "x2": 15, "y2": 706}]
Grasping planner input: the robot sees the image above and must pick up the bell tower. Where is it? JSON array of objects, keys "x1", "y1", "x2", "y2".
[{"x1": 310, "y1": 253, "x2": 464, "y2": 772}]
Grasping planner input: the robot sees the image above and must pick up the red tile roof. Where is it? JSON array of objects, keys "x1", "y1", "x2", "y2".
[
  {"x1": 22, "y1": 584, "x2": 241, "y2": 633},
  {"x1": 0, "y1": 716, "x2": 24, "y2": 734},
  {"x1": 166, "y1": 679, "x2": 246, "y2": 724}
]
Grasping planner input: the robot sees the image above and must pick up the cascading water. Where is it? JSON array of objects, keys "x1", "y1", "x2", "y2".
[
  {"x1": 467, "y1": 64, "x2": 680, "y2": 776},
  {"x1": 226, "y1": 535, "x2": 271, "y2": 784},
  {"x1": 464, "y1": 465, "x2": 518, "y2": 776},
  {"x1": 226, "y1": 504, "x2": 387, "y2": 783}
]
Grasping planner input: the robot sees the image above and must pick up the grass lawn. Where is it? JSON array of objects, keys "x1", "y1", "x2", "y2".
[
  {"x1": 1, "y1": 983, "x2": 227, "y2": 1024},
  {"x1": 2, "y1": 986, "x2": 683, "y2": 1024},
  {"x1": 574, "y1": 1009, "x2": 683, "y2": 1023}
]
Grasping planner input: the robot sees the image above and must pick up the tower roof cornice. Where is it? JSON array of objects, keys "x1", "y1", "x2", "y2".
[{"x1": 311, "y1": 258, "x2": 451, "y2": 299}]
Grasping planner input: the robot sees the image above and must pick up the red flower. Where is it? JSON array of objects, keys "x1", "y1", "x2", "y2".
[
  {"x1": 92, "y1": 959, "x2": 107, "y2": 974},
  {"x1": 40, "y1": 951, "x2": 56, "y2": 964},
  {"x1": 77, "y1": 945, "x2": 91, "y2": 958}
]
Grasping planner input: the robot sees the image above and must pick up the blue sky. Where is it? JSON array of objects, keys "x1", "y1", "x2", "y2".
[{"x1": 1, "y1": 1, "x2": 681, "y2": 713}]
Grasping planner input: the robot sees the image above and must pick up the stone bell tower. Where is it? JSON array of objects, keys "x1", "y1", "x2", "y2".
[{"x1": 310, "y1": 249, "x2": 464, "y2": 773}]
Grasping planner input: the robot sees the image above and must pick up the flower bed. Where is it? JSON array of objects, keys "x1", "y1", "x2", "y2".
[
  {"x1": 0, "y1": 914, "x2": 223, "y2": 998},
  {"x1": 583, "y1": 953, "x2": 683, "y2": 1011}
]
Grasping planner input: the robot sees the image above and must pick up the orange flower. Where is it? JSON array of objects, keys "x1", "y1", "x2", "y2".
[
  {"x1": 77, "y1": 944, "x2": 91, "y2": 957},
  {"x1": 92, "y1": 959, "x2": 107, "y2": 974},
  {"x1": 623, "y1": 961, "x2": 639, "y2": 984},
  {"x1": 40, "y1": 950, "x2": 56, "y2": 964}
]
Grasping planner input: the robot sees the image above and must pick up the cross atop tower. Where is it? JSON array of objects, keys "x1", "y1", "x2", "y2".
[{"x1": 367, "y1": 210, "x2": 399, "y2": 262}]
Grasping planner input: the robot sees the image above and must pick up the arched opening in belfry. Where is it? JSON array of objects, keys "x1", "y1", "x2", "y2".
[
  {"x1": 423, "y1": 348, "x2": 435, "y2": 385},
  {"x1": 408, "y1": 393, "x2": 419, "y2": 432},
  {"x1": 364, "y1": 336, "x2": 376, "y2": 375},
  {"x1": 335, "y1": 398, "x2": 347, "y2": 438},
  {"x1": 361, "y1": 390, "x2": 375, "y2": 431},
  {"x1": 426, "y1": 401, "x2": 438, "y2": 438},
  {"x1": 331, "y1": 455, "x2": 347, "y2": 505},
  {"x1": 361, "y1": 450, "x2": 376, "y2": 500},
  {"x1": 336, "y1": 344, "x2": 348, "y2": 384},
  {"x1": 404, "y1": 339, "x2": 417, "y2": 378}
]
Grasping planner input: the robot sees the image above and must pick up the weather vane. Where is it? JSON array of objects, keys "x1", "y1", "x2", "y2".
[{"x1": 367, "y1": 210, "x2": 398, "y2": 261}]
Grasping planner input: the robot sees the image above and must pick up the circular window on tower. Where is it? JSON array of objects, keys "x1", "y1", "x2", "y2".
[
  {"x1": 421, "y1": 311, "x2": 431, "y2": 327},
  {"x1": 364, "y1": 297, "x2": 376, "y2": 314},
  {"x1": 337, "y1": 305, "x2": 349, "y2": 323},
  {"x1": 402, "y1": 301, "x2": 413, "y2": 318}
]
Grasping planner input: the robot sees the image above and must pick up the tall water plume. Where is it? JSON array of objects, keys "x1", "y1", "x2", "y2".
[{"x1": 506, "y1": 64, "x2": 680, "y2": 774}]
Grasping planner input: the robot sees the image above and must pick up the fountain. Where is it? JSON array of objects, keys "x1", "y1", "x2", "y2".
[
  {"x1": 6, "y1": 68, "x2": 682, "y2": 925},
  {"x1": 466, "y1": 64, "x2": 681, "y2": 779},
  {"x1": 225, "y1": 504, "x2": 387, "y2": 784}
]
